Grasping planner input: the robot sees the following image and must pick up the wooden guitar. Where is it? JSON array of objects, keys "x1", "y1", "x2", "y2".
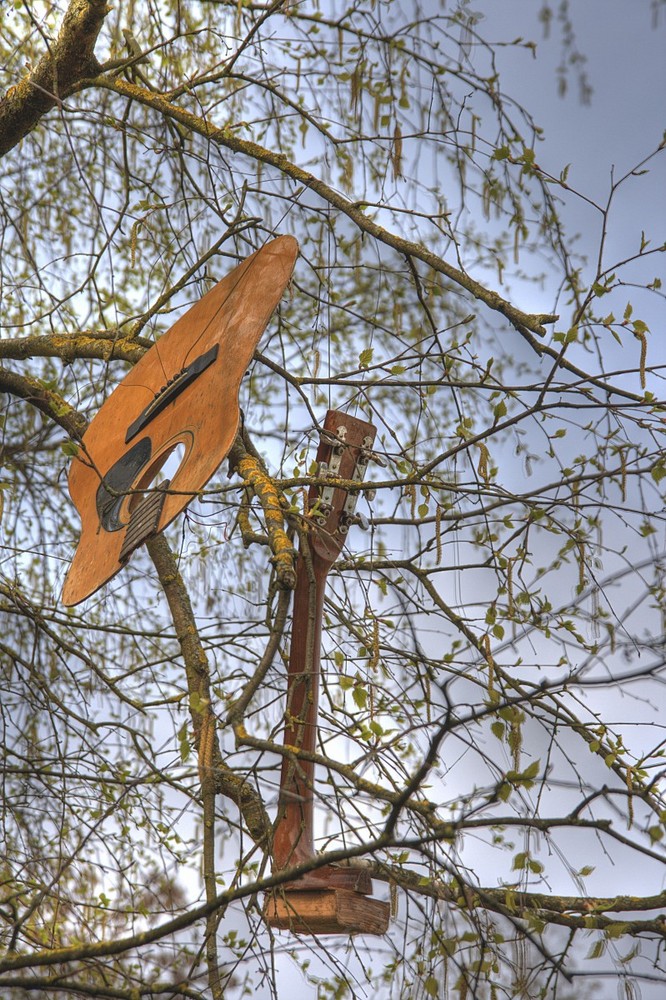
[
  {"x1": 62, "y1": 236, "x2": 298, "y2": 606},
  {"x1": 265, "y1": 410, "x2": 390, "y2": 935}
]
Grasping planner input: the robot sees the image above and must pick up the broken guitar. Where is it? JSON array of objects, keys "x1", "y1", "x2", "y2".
[{"x1": 62, "y1": 237, "x2": 389, "y2": 935}]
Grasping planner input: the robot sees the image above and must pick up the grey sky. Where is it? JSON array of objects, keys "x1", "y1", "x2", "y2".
[{"x1": 480, "y1": 2, "x2": 665, "y2": 246}]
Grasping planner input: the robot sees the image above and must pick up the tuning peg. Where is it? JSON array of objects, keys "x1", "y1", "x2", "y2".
[
  {"x1": 340, "y1": 511, "x2": 369, "y2": 531},
  {"x1": 312, "y1": 503, "x2": 332, "y2": 526}
]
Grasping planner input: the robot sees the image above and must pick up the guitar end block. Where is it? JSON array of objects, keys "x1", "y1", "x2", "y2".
[{"x1": 263, "y1": 887, "x2": 390, "y2": 935}]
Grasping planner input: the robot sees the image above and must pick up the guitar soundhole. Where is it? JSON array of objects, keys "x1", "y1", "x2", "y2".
[
  {"x1": 126, "y1": 441, "x2": 187, "y2": 517},
  {"x1": 96, "y1": 438, "x2": 190, "y2": 534}
]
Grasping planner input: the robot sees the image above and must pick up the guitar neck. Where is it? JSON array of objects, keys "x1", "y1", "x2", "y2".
[
  {"x1": 272, "y1": 543, "x2": 330, "y2": 869},
  {"x1": 273, "y1": 410, "x2": 377, "y2": 874}
]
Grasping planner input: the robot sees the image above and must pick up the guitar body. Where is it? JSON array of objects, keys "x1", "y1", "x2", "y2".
[{"x1": 62, "y1": 235, "x2": 298, "y2": 606}]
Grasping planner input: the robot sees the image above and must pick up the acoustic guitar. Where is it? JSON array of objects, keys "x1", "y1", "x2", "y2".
[{"x1": 62, "y1": 235, "x2": 298, "y2": 606}]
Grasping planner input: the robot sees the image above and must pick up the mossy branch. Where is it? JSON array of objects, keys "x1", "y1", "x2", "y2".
[
  {"x1": 0, "y1": 332, "x2": 146, "y2": 365},
  {"x1": 0, "y1": 0, "x2": 110, "y2": 158},
  {"x1": 228, "y1": 434, "x2": 297, "y2": 591},
  {"x1": 0, "y1": 367, "x2": 88, "y2": 441}
]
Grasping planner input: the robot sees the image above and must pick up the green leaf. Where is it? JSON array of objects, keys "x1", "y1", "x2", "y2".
[
  {"x1": 605, "y1": 922, "x2": 629, "y2": 939},
  {"x1": 424, "y1": 975, "x2": 439, "y2": 997},
  {"x1": 493, "y1": 399, "x2": 507, "y2": 421},
  {"x1": 189, "y1": 692, "x2": 208, "y2": 715},
  {"x1": 522, "y1": 759, "x2": 540, "y2": 780},
  {"x1": 61, "y1": 440, "x2": 80, "y2": 457},
  {"x1": 359, "y1": 347, "x2": 374, "y2": 368},
  {"x1": 586, "y1": 938, "x2": 606, "y2": 960},
  {"x1": 651, "y1": 463, "x2": 666, "y2": 485},
  {"x1": 178, "y1": 722, "x2": 191, "y2": 763},
  {"x1": 352, "y1": 685, "x2": 368, "y2": 709}
]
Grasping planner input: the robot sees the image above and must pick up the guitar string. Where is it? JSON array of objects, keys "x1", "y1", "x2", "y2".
[
  {"x1": 127, "y1": 170, "x2": 308, "y2": 404},
  {"x1": 178, "y1": 240, "x2": 262, "y2": 373}
]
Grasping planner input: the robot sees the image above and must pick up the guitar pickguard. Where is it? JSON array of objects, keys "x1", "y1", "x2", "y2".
[{"x1": 96, "y1": 436, "x2": 152, "y2": 532}]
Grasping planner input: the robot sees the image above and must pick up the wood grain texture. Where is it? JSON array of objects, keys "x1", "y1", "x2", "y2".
[
  {"x1": 264, "y1": 888, "x2": 390, "y2": 935},
  {"x1": 62, "y1": 235, "x2": 298, "y2": 605},
  {"x1": 271, "y1": 411, "x2": 386, "y2": 921},
  {"x1": 273, "y1": 411, "x2": 376, "y2": 877}
]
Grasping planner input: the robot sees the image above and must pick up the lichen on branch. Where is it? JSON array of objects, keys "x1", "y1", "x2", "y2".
[
  {"x1": 0, "y1": 0, "x2": 110, "y2": 158},
  {"x1": 227, "y1": 434, "x2": 297, "y2": 591}
]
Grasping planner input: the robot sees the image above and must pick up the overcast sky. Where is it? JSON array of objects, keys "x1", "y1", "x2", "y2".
[{"x1": 479, "y1": 1, "x2": 665, "y2": 275}]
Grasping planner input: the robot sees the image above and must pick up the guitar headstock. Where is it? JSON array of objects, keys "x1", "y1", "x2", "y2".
[{"x1": 308, "y1": 409, "x2": 377, "y2": 564}]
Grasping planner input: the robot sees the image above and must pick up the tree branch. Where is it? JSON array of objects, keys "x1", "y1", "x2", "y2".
[
  {"x1": 0, "y1": 331, "x2": 146, "y2": 365},
  {"x1": 87, "y1": 75, "x2": 558, "y2": 343},
  {"x1": 0, "y1": 366, "x2": 87, "y2": 440},
  {"x1": 146, "y1": 535, "x2": 272, "y2": 847},
  {"x1": 0, "y1": 0, "x2": 109, "y2": 158},
  {"x1": 227, "y1": 434, "x2": 297, "y2": 591}
]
